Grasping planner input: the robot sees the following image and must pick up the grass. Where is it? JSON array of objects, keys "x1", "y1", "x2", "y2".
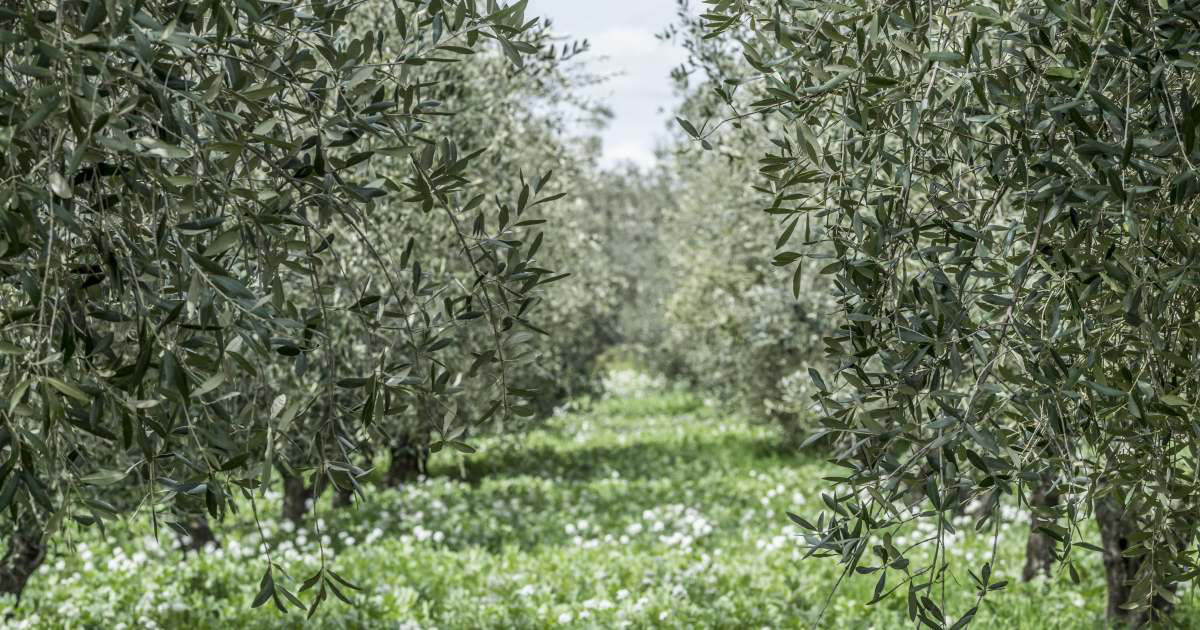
[{"x1": 2, "y1": 372, "x2": 1194, "y2": 628}]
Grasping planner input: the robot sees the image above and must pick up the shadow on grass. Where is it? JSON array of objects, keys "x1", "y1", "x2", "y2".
[
  {"x1": 294, "y1": 396, "x2": 817, "y2": 553},
  {"x1": 427, "y1": 430, "x2": 799, "y2": 485}
]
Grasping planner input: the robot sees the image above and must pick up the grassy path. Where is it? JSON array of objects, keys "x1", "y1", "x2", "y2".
[{"x1": 0, "y1": 382, "x2": 1170, "y2": 628}]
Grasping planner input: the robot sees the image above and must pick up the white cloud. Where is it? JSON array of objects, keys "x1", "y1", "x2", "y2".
[
  {"x1": 526, "y1": 1, "x2": 696, "y2": 169},
  {"x1": 604, "y1": 141, "x2": 658, "y2": 169}
]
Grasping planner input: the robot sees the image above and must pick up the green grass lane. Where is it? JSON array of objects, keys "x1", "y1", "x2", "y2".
[{"x1": 1, "y1": 385, "x2": 1189, "y2": 628}]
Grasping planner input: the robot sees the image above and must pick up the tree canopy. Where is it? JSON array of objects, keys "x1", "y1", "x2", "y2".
[
  {"x1": 682, "y1": 0, "x2": 1200, "y2": 625},
  {"x1": 9, "y1": 0, "x2": 1200, "y2": 625},
  {"x1": 0, "y1": 0, "x2": 570, "y2": 612}
]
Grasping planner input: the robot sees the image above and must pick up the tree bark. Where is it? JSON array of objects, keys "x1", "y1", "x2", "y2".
[
  {"x1": 384, "y1": 437, "x2": 425, "y2": 487},
  {"x1": 281, "y1": 474, "x2": 313, "y2": 525},
  {"x1": 331, "y1": 487, "x2": 353, "y2": 509},
  {"x1": 177, "y1": 515, "x2": 218, "y2": 552},
  {"x1": 1096, "y1": 498, "x2": 1174, "y2": 627},
  {"x1": 0, "y1": 525, "x2": 45, "y2": 601},
  {"x1": 1022, "y1": 477, "x2": 1059, "y2": 581}
]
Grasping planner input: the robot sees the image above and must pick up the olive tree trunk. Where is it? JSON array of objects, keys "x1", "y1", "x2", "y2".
[
  {"x1": 331, "y1": 487, "x2": 353, "y2": 509},
  {"x1": 281, "y1": 473, "x2": 314, "y2": 526},
  {"x1": 1022, "y1": 477, "x2": 1059, "y2": 581},
  {"x1": 385, "y1": 437, "x2": 426, "y2": 487},
  {"x1": 0, "y1": 525, "x2": 45, "y2": 601},
  {"x1": 176, "y1": 516, "x2": 218, "y2": 552},
  {"x1": 1096, "y1": 498, "x2": 1174, "y2": 627}
]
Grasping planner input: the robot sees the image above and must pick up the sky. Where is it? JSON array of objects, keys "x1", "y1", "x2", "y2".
[{"x1": 525, "y1": 1, "x2": 700, "y2": 169}]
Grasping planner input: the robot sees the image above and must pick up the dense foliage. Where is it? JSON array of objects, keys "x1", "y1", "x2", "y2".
[
  {"x1": 0, "y1": 0, "x2": 571, "y2": 611},
  {"x1": 652, "y1": 146, "x2": 827, "y2": 442},
  {"x1": 686, "y1": 0, "x2": 1200, "y2": 625},
  {"x1": 617, "y1": 8, "x2": 837, "y2": 445},
  {"x1": 11, "y1": 0, "x2": 1200, "y2": 625}
]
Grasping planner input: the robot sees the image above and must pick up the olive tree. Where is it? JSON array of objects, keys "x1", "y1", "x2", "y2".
[
  {"x1": 0, "y1": 0, "x2": 563, "y2": 614},
  {"x1": 685, "y1": 0, "x2": 1200, "y2": 626},
  {"x1": 264, "y1": 4, "x2": 591, "y2": 525},
  {"x1": 651, "y1": 2, "x2": 835, "y2": 444}
]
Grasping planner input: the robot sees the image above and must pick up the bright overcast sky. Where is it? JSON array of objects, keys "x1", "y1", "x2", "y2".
[{"x1": 525, "y1": 1, "x2": 699, "y2": 169}]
